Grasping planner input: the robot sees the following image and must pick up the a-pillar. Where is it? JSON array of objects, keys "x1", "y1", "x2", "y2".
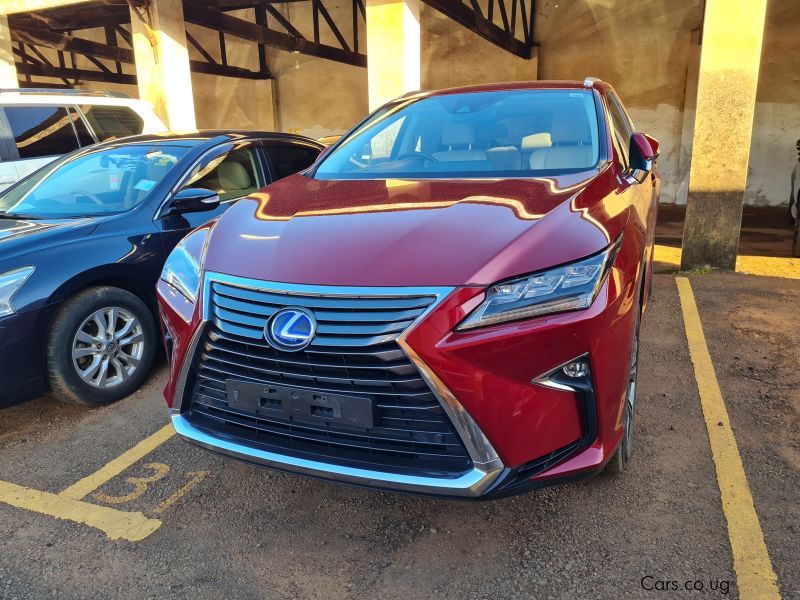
[
  {"x1": 680, "y1": 0, "x2": 768, "y2": 270},
  {"x1": 129, "y1": 0, "x2": 196, "y2": 130},
  {"x1": 366, "y1": 0, "x2": 420, "y2": 111},
  {"x1": 0, "y1": 16, "x2": 19, "y2": 88}
]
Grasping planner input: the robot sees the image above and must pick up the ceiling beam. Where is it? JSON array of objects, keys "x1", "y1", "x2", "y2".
[
  {"x1": 13, "y1": 25, "x2": 271, "y2": 81},
  {"x1": 183, "y1": 1, "x2": 366, "y2": 67},
  {"x1": 15, "y1": 61, "x2": 136, "y2": 84},
  {"x1": 420, "y1": 0, "x2": 533, "y2": 59},
  {"x1": 11, "y1": 7, "x2": 129, "y2": 31},
  {"x1": 200, "y1": 0, "x2": 310, "y2": 7},
  {"x1": 11, "y1": 26, "x2": 134, "y2": 62}
]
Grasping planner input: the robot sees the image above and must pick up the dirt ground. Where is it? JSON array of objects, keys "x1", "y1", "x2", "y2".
[{"x1": 0, "y1": 273, "x2": 796, "y2": 599}]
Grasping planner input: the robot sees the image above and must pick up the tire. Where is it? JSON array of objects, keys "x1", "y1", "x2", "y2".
[
  {"x1": 606, "y1": 298, "x2": 641, "y2": 475},
  {"x1": 46, "y1": 286, "x2": 157, "y2": 406}
]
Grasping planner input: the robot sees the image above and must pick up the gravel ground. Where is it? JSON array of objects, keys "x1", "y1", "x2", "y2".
[{"x1": 0, "y1": 273, "x2": 793, "y2": 599}]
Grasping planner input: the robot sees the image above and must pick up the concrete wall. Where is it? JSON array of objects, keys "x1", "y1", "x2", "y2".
[
  {"x1": 534, "y1": 0, "x2": 799, "y2": 207},
  {"x1": 264, "y1": 0, "x2": 367, "y2": 138},
  {"x1": 420, "y1": 5, "x2": 537, "y2": 90},
  {"x1": 745, "y1": 0, "x2": 800, "y2": 207},
  {"x1": 535, "y1": 0, "x2": 704, "y2": 205}
]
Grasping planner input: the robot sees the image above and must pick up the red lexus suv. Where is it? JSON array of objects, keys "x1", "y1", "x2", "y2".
[{"x1": 157, "y1": 79, "x2": 660, "y2": 498}]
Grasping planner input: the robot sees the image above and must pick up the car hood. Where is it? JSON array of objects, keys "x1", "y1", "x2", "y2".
[
  {"x1": 0, "y1": 217, "x2": 99, "y2": 265},
  {"x1": 203, "y1": 171, "x2": 618, "y2": 287}
]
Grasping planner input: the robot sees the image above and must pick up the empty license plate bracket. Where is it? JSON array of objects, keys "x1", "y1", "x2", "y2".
[{"x1": 225, "y1": 380, "x2": 374, "y2": 429}]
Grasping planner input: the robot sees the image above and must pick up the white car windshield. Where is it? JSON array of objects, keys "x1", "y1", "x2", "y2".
[{"x1": 314, "y1": 89, "x2": 602, "y2": 180}]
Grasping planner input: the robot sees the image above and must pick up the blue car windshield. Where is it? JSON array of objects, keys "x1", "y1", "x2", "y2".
[
  {"x1": 314, "y1": 89, "x2": 602, "y2": 180},
  {"x1": 0, "y1": 144, "x2": 192, "y2": 218}
]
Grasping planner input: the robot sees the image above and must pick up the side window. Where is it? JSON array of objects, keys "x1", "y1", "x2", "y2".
[
  {"x1": 4, "y1": 105, "x2": 81, "y2": 159},
  {"x1": 266, "y1": 144, "x2": 320, "y2": 180},
  {"x1": 606, "y1": 93, "x2": 634, "y2": 168},
  {"x1": 182, "y1": 146, "x2": 263, "y2": 202},
  {"x1": 79, "y1": 105, "x2": 144, "y2": 141}
]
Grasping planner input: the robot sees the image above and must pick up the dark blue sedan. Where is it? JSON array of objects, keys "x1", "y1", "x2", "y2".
[{"x1": 0, "y1": 131, "x2": 322, "y2": 407}]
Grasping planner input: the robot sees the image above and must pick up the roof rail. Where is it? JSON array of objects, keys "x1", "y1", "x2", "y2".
[
  {"x1": 0, "y1": 88, "x2": 131, "y2": 98},
  {"x1": 583, "y1": 77, "x2": 601, "y2": 88}
]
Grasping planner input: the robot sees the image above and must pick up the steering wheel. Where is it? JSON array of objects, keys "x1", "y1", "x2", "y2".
[
  {"x1": 71, "y1": 189, "x2": 104, "y2": 206},
  {"x1": 395, "y1": 151, "x2": 439, "y2": 163}
]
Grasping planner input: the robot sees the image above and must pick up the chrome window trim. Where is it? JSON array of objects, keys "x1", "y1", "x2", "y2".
[{"x1": 169, "y1": 271, "x2": 505, "y2": 497}]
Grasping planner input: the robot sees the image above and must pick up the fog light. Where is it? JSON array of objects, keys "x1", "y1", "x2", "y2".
[
  {"x1": 532, "y1": 353, "x2": 597, "y2": 448},
  {"x1": 562, "y1": 360, "x2": 589, "y2": 378}
]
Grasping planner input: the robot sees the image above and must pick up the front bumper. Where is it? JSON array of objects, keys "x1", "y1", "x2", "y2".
[
  {"x1": 0, "y1": 309, "x2": 46, "y2": 407},
  {"x1": 160, "y1": 266, "x2": 635, "y2": 498}
]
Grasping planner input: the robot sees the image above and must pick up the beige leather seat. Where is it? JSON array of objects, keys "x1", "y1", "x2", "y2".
[
  {"x1": 486, "y1": 146, "x2": 522, "y2": 171},
  {"x1": 216, "y1": 161, "x2": 255, "y2": 200},
  {"x1": 432, "y1": 123, "x2": 487, "y2": 162},
  {"x1": 531, "y1": 111, "x2": 595, "y2": 170},
  {"x1": 523, "y1": 132, "x2": 553, "y2": 170}
]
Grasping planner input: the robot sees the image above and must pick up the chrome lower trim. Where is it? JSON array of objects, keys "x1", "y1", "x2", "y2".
[
  {"x1": 169, "y1": 271, "x2": 505, "y2": 497},
  {"x1": 172, "y1": 414, "x2": 501, "y2": 497}
]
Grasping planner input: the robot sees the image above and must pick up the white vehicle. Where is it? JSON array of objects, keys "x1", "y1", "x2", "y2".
[{"x1": 0, "y1": 89, "x2": 166, "y2": 191}]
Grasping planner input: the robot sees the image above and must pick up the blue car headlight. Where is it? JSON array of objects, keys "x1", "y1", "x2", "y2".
[
  {"x1": 458, "y1": 240, "x2": 621, "y2": 330},
  {"x1": 0, "y1": 266, "x2": 35, "y2": 317},
  {"x1": 160, "y1": 228, "x2": 209, "y2": 304}
]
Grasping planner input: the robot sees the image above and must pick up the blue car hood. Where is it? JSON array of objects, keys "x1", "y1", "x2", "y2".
[{"x1": 0, "y1": 217, "x2": 99, "y2": 263}]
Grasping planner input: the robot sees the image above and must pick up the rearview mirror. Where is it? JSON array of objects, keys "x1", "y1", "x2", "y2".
[{"x1": 167, "y1": 188, "x2": 220, "y2": 215}]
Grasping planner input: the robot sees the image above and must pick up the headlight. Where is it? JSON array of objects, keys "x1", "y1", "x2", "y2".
[
  {"x1": 0, "y1": 266, "x2": 35, "y2": 317},
  {"x1": 160, "y1": 228, "x2": 209, "y2": 304},
  {"x1": 458, "y1": 241, "x2": 620, "y2": 330}
]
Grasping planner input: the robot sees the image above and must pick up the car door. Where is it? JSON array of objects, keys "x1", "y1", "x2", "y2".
[
  {"x1": 157, "y1": 140, "x2": 268, "y2": 257},
  {"x1": 263, "y1": 141, "x2": 322, "y2": 181}
]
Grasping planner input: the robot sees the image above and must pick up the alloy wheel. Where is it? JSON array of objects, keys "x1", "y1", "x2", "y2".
[
  {"x1": 621, "y1": 331, "x2": 639, "y2": 462},
  {"x1": 71, "y1": 306, "x2": 145, "y2": 389}
]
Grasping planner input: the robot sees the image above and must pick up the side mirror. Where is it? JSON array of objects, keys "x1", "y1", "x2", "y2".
[
  {"x1": 167, "y1": 187, "x2": 220, "y2": 215},
  {"x1": 796, "y1": 139, "x2": 800, "y2": 155},
  {"x1": 628, "y1": 133, "x2": 659, "y2": 182}
]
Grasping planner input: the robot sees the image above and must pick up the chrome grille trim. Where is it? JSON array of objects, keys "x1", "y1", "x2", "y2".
[{"x1": 170, "y1": 271, "x2": 505, "y2": 497}]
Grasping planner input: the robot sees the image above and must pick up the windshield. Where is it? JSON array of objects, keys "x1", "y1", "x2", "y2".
[
  {"x1": 0, "y1": 144, "x2": 192, "y2": 218},
  {"x1": 315, "y1": 89, "x2": 603, "y2": 180}
]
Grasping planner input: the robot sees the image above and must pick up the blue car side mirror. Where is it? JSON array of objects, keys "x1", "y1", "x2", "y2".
[{"x1": 167, "y1": 188, "x2": 220, "y2": 215}]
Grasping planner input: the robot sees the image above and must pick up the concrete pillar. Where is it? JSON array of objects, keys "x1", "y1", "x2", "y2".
[
  {"x1": 129, "y1": 0, "x2": 196, "y2": 130},
  {"x1": 680, "y1": 0, "x2": 768, "y2": 270},
  {"x1": 0, "y1": 16, "x2": 19, "y2": 88},
  {"x1": 366, "y1": 0, "x2": 420, "y2": 111}
]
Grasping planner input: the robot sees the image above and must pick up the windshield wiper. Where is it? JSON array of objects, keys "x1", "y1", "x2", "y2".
[
  {"x1": 0, "y1": 212, "x2": 42, "y2": 221},
  {"x1": 0, "y1": 213, "x2": 43, "y2": 220}
]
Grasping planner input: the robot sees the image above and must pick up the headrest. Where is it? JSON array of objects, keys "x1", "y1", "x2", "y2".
[
  {"x1": 550, "y1": 110, "x2": 590, "y2": 144},
  {"x1": 441, "y1": 123, "x2": 475, "y2": 147},
  {"x1": 521, "y1": 132, "x2": 553, "y2": 151},
  {"x1": 218, "y1": 162, "x2": 251, "y2": 190}
]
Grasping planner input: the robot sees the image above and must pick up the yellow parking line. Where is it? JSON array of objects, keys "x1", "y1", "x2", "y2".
[
  {"x1": 676, "y1": 277, "x2": 781, "y2": 600},
  {"x1": 60, "y1": 424, "x2": 175, "y2": 500},
  {"x1": 0, "y1": 479, "x2": 160, "y2": 541}
]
